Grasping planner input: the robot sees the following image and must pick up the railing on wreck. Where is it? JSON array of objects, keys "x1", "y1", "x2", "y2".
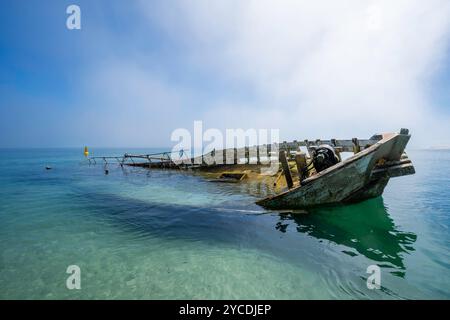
[
  {"x1": 186, "y1": 135, "x2": 382, "y2": 167},
  {"x1": 86, "y1": 150, "x2": 185, "y2": 166},
  {"x1": 85, "y1": 134, "x2": 382, "y2": 169}
]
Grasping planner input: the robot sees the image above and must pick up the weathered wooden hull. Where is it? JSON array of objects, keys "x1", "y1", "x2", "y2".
[{"x1": 256, "y1": 131, "x2": 414, "y2": 209}]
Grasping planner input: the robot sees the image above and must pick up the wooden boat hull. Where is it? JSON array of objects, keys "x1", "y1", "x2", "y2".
[
  {"x1": 256, "y1": 131, "x2": 414, "y2": 209},
  {"x1": 87, "y1": 129, "x2": 415, "y2": 209}
]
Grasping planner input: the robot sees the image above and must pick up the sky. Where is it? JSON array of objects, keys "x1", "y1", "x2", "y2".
[{"x1": 0, "y1": 0, "x2": 450, "y2": 148}]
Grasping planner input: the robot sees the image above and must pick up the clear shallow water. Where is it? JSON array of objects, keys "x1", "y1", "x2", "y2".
[{"x1": 0, "y1": 148, "x2": 449, "y2": 299}]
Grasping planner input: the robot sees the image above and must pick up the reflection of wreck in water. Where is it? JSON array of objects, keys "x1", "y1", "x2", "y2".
[{"x1": 275, "y1": 197, "x2": 417, "y2": 276}]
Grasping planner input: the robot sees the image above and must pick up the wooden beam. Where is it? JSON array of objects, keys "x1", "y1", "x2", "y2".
[
  {"x1": 352, "y1": 138, "x2": 361, "y2": 154},
  {"x1": 256, "y1": 146, "x2": 261, "y2": 165},
  {"x1": 279, "y1": 150, "x2": 293, "y2": 189},
  {"x1": 245, "y1": 146, "x2": 249, "y2": 164},
  {"x1": 295, "y1": 152, "x2": 307, "y2": 183}
]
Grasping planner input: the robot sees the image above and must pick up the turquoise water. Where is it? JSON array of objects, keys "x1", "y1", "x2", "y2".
[{"x1": 0, "y1": 148, "x2": 449, "y2": 299}]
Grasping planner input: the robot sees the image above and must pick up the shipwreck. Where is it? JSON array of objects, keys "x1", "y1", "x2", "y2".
[{"x1": 87, "y1": 128, "x2": 415, "y2": 209}]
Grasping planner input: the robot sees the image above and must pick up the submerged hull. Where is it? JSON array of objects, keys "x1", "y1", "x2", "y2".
[{"x1": 256, "y1": 131, "x2": 414, "y2": 209}]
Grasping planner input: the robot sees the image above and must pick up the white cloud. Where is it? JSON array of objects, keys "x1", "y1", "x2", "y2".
[{"x1": 140, "y1": 0, "x2": 450, "y2": 147}]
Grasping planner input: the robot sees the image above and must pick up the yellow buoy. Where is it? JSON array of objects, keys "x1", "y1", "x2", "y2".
[{"x1": 84, "y1": 146, "x2": 89, "y2": 157}]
